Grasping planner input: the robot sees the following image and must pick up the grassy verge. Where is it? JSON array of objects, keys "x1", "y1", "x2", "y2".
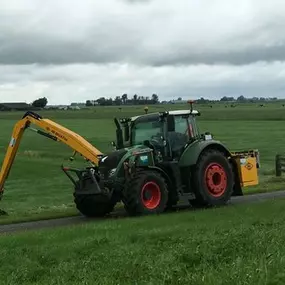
[
  {"x1": 0, "y1": 184, "x2": 284, "y2": 226},
  {"x1": 1, "y1": 198, "x2": 285, "y2": 284},
  {"x1": 0, "y1": 208, "x2": 79, "y2": 225}
]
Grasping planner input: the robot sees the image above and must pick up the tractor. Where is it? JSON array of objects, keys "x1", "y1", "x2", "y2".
[{"x1": 69, "y1": 101, "x2": 260, "y2": 217}]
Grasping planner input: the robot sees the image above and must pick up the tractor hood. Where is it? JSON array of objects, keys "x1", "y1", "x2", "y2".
[
  {"x1": 98, "y1": 148, "x2": 128, "y2": 178},
  {"x1": 98, "y1": 145, "x2": 152, "y2": 179}
]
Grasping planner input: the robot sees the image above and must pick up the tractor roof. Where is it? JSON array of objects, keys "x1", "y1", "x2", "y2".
[
  {"x1": 130, "y1": 109, "x2": 200, "y2": 122},
  {"x1": 168, "y1": 109, "x2": 200, "y2": 116}
]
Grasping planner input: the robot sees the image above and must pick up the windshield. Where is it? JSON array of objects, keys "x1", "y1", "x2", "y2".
[{"x1": 131, "y1": 121, "x2": 163, "y2": 145}]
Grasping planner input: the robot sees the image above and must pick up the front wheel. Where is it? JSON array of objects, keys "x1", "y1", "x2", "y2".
[
  {"x1": 122, "y1": 171, "x2": 168, "y2": 216},
  {"x1": 191, "y1": 149, "x2": 234, "y2": 207}
]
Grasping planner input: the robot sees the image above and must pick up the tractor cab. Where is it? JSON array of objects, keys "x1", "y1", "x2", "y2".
[{"x1": 113, "y1": 101, "x2": 202, "y2": 161}]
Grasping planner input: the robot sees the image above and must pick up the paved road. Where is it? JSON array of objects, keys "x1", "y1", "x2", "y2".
[{"x1": 0, "y1": 190, "x2": 285, "y2": 235}]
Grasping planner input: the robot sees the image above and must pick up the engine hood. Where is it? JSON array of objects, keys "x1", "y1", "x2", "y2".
[
  {"x1": 98, "y1": 145, "x2": 153, "y2": 179},
  {"x1": 99, "y1": 148, "x2": 128, "y2": 170}
]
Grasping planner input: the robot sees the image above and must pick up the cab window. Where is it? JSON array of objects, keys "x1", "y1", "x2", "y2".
[
  {"x1": 167, "y1": 115, "x2": 190, "y2": 154},
  {"x1": 131, "y1": 121, "x2": 163, "y2": 145},
  {"x1": 174, "y1": 116, "x2": 190, "y2": 137}
]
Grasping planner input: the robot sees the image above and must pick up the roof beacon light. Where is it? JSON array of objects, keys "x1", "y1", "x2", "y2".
[{"x1": 187, "y1": 100, "x2": 195, "y2": 113}]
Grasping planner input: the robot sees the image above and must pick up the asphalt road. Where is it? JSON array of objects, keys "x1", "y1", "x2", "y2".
[{"x1": 0, "y1": 190, "x2": 285, "y2": 235}]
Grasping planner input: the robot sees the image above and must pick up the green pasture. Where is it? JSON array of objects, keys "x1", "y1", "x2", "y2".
[
  {"x1": 0, "y1": 102, "x2": 285, "y2": 223},
  {"x1": 1, "y1": 198, "x2": 285, "y2": 284}
]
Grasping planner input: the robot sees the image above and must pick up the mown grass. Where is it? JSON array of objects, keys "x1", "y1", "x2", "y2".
[
  {"x1": 0, "y1": 103, "x2": 285, "y2": 224},
  {"x1": 1, "y1": 198, "x2": 285, "y2": 284}
]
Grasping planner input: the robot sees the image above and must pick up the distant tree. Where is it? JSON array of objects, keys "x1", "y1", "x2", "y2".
[
  {"x1": 32, "y1": 97, "x2": 48, "y2": 108},
  {"x1": 114, "y1": 96, "x2": 122, "y2": 105},
  {"x1": 106, "y1": 97, "x2": 113, "y2": 106},
  {"x1": 152, "y1": 93, "x2": 159, "y2": 104},
  {"x1": 237, "y1": 95, "x2": 246, "y2": 102},
  {"x1": 85, "y1": 100, "x2": 93, "y2": 106},
  {"x1": 133, "y1": 94, "x2": 138, "y2": 104},
  {"x1": 220, "y1": 96, "x2": 235, "y2": 102},
  {"x1": 122, "y1": 93, "x2": 128, "y2": 104},
  {"x1": 196, "y1": 97, "x2": 209, "y2": 103},
  {"x1": 97, "y1": 97, "x2": 106, "y2": 105}
]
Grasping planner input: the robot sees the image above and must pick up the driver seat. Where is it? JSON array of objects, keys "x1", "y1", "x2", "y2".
[{"x1": 168, "y1": 131, "x2": 188, "y2": 158}]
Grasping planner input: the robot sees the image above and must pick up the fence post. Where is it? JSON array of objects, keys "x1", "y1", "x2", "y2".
[{"x1": 276, "y1": 154, "x2": 282, "y2": 177}]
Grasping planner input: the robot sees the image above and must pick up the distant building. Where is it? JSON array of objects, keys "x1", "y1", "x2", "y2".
[
  {"x1": 44, "y1": 105, "x2": 68, "y2": 110},
  {"x1": 44, "y1": 104, "x2": 82, "y2": 110},
  {"x1": 171, "y1": 99, "x2": 188, "y2": 104},
  {"x1": 0, "y1": 102, "x2": 37, "y2": 111},
  {"x1": 70, "y1": 102, "x2": 86, "y2": 107}
]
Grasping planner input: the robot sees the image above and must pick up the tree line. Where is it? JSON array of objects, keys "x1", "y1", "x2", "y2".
[
  {"x1": 86, "y1": 93, "x2": 159, "y2": 106},
  {"x1": 29, "y1": 94, "x2": 280, "y2": 109},
  {"x1": 196, "y1": 95, "x2": 278, "y2": 103}
]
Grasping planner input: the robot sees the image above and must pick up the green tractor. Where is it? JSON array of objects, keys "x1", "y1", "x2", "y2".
[{"x1": 69, "y1": 102, "x2": 260, "y2": 217}]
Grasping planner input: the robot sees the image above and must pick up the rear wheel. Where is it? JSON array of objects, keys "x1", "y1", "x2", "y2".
[
  {"x1": 123, "y1": 171, "x2": 168, "y2": 216},
  {"x1": 191, "y1": 149, "x2": 234, "y2": 207},
  {"x1": 73, "y1": 177, "x2": 116, "y2": 217}
]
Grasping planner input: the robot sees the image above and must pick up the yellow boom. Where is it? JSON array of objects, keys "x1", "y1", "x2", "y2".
[{"x1": 0, "y1": 111, "x2": 103, "y2": 195}]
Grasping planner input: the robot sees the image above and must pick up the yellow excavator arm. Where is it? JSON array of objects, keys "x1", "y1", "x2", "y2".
[{"x1": 0, "y1": 111, "x2": 103, "y2": 195}]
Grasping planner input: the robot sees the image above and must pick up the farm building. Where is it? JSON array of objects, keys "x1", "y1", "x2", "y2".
[{"x1": 0, "y1": 102, "x2": 37, "y2": 111}]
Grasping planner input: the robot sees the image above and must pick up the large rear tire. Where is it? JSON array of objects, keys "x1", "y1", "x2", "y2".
[
  {"x1": 122, "y1": 171, "x2": 168, "y2": 216},
  {"x1": 73, "y1": 177, "x2": 116, "y2": 217},
  {"x1": 191, "y1": 149, "x2": 234, "y2": 207}
]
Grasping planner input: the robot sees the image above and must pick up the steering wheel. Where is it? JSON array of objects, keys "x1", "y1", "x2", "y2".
[{"x1": 146, "y1": 135, "x2": 163, "y2": 151}]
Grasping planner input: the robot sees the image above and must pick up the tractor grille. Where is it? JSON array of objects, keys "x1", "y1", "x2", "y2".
[{"x1": 98, "y1": 149, "x2": 127, "y2": 179}]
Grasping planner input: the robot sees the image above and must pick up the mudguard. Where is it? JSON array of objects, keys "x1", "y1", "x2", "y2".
[
  {"x1": 178, "y1": 139, "x2": 232, "y2": 167},
  {"x1": 178, "y1": 139, "x2": 246, "y2": 196}
]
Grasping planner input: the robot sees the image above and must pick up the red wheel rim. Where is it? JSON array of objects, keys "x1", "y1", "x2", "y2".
[
  {"x1": 141, "y1": 181, "x2": 161, "y2": 209},
  {"x1": 204, "y1": 163, "x2": 227, "y2": 197}
]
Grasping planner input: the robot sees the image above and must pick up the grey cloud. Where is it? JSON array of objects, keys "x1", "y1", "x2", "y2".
[
  {"x1": 1, "y1": 0, "x2": 285, "y2": 66},
  {"x1": 147, "y1": 45, "x2": 285, "y2": 67},
  {"x1": 2, "y1": 0, "x2": 285, "y2": 105},
  {"x1": 1, "y1": 61, "x2": 285, "y2": 105},
  {"x1": 2, "y1": 28, "x2": 285, "y2": 66}
]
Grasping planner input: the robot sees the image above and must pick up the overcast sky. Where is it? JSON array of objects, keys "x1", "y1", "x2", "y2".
[{"x1": 1, "y1": 0, "x2": 285, "y2": 105}]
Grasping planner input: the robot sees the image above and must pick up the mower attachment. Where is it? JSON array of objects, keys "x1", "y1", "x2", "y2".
[{"x1": 61, "y1": 165, "x2": 103, "y2": 195}]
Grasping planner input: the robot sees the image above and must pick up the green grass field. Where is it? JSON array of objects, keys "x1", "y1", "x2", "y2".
[
  {"x1": 1, "y1": 199, "x2": 285, "y2": 284},
  {"x1": 0, "y1": 102, "x2": 285, "y2": 223},
  {"x1": 1, "y1": 102, "x2": 285, "y2": 284}
]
